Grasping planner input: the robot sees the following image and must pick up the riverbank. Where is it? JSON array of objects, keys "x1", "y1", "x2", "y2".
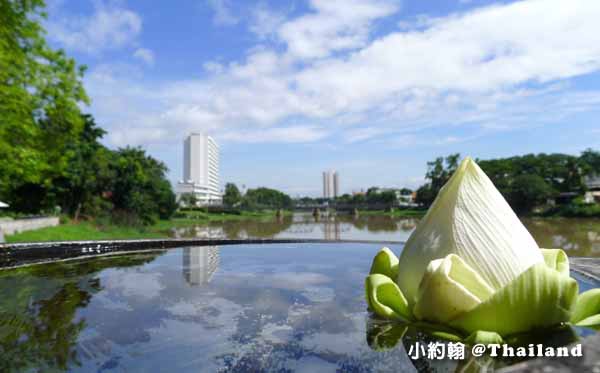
[
  {"x1": 4, "y1": 210, "x2": 288, "y2": 243},
  {"x1": 535, "y1": 203, "x2": 600, "y2": 218}
]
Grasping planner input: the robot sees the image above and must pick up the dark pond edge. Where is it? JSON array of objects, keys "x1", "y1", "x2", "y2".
[
  {"x1": 0, "y1": 238, "x2": 405, "y2": 269},
  {"x1": 570, "y1": 257, "x2": 600, "y2": 283}
]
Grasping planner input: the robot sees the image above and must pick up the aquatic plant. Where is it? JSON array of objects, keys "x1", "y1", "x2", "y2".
[{"x1": 365, "y1": 157, "x2": 600, "y2": 344}]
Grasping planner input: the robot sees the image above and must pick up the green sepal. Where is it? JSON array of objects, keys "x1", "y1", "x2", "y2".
[
  {"x1": 571, "y1": 288, "x2": 600, "y2": 329},
  {"x1": 369, "y1": 247, "x2": 399, "y2": 280},
  {"x1": 449, "y1": 262, "x2": 578, "y2": 336},
  {"x1": 540, "y1": 248, "x2": 569, "y2": 276},
  {"x1": 464, "y1": 330, "x2": 503, "y2": 345},
  {"x1": 366, "y1": 322, "x2": 408, "y2": 351},
  {"x1": 365, "y1": 274, "x2": 411, "y2": 321},
  {"x1": 412, "y1": 320, "x2": 464, "y2": 342}
]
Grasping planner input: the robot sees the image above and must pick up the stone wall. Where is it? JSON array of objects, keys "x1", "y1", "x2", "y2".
[{"x1": 0, "y1": 216, "x2": 60, "y2": 241}]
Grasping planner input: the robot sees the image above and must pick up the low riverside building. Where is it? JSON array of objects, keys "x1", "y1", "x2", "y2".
[{"x1": 584, "y1": 174, "x2": 600, "y2": 204}]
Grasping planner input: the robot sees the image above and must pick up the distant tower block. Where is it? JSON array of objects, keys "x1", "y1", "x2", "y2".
[
  {"x1": 333, "y1": 171, "x2": 339, "y2": 198},
  {"x1": 322, "y1": 170, "x2": 339, "y2": 199}
]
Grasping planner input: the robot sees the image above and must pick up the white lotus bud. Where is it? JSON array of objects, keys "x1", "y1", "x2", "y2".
[{"x1": 396, "y1": 157, "x2": 543, "y2": 306}]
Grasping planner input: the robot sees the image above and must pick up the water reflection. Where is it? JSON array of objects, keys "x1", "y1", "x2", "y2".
[
  {"x1": 172, "y1": 213, "x2": 420, "y2": 242},
  {"x1": 0, "y1": 244, "x2": 596, "y2": 372},
  {"x1": 522, "y1": 218, "x2": 600, "y2": 257},
  {"x1": 182, "y1": 246, "x2": 219, "y2": 286},
  {"x1": 322, "y1": 218, "x2": 342, "y2": 240},
  {"x1": 169, "y1": 214, "x2": 600, "y2": 257},
  {"x1": 0, "y1": 253, "x2": 162, "y2": 373}
]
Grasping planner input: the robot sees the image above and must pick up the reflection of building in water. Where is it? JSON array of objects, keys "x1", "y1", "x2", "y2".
[
  {"x1": 322, "y1": 219, "x2": 341, "y2": 240},
  {"x1": 182, "y1": 246, "x2": 219, "y2": 285}
]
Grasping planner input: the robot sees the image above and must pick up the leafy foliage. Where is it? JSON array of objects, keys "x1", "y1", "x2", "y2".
[
  {"x1": 242, "y1": 187, "x2": 293, "y2": 209},
  {"x1": 415, "y1": 154, "x2": 460, "y2": 207},
  {"x1": 0, "y1": 1, "x2": 176, "y2": 225},
  {"x1": 416, "y1": 150, "x2": 600, "y2": 214},
  {"x1": 0, "y1": 0, "x2": 88, "y2": 207},
  {"x1": 223, "y1": 182, "x2": 242, "y2": 207}
]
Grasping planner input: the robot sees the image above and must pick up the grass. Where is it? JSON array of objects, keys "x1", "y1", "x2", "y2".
[
  {"x1": 4, "y1": 210, "x2": 288, "y2": 243},
  {"x1": 5, "y1": 221, "x2": 167, "y2": 243}
]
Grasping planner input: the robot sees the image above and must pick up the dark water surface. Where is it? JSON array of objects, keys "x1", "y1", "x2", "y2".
[{"x1": 0, "y1": 243, "x2": 594, "y2": 372}]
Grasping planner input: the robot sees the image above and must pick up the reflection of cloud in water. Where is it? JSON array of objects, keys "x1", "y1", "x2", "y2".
[
  {"x1": 182, "y1": 246, "x2": 219, "y2": 286},
  {"x1": 49, "y1": 244, "x2": 421, "y2": 371},
  {"x1": 299, "y1": 312, "x2": 364, "y2": 355},
  {"x1": 260, "y1": 323, "x2": 294, "y2": 344},
  {"x1": 301, "y1": 286, "x2": 335, "y2": 302},
  {"x1": 93, "y1": 293, "x2": 132, "y2": 311},
  {"x1": 103, "y1": 270, "x2": 164, "y2": 300},
  {"x1": 231, "y1": 271, "x2": 330, "y2": 291},
  {"x1": 166, "y1": 296, "x2": 245, "y2": 329},
  {"x1": 292, "y1": 356, "x2": 338, "y2": 373}
]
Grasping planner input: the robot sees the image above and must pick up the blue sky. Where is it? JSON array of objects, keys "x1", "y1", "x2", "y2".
[{"x1": 44, "y1": 0, "x2": 600, "y2": 196}]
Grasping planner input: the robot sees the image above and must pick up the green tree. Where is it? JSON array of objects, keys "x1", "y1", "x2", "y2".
[
  {"x1": 415, "y1": 184, "x2": 436, "y2": 207},
  {"x1": 110, "y1": 147, "x2": 176, "y2": 225},
  {"x1": 579, "y1": 149, "x2": 600, "y2": 178},
  {"x1": 416, "y1": 153, "x2": 460, "y2": 206},
  {"x1": 243, "y1": 187, "x2": 292, "y2": 209},
  {"x1": 507, "y1": 174, "x2": 555, "y2": 214},
  {"x1": 51, "y1": 115, "x2": 114, "y2": 220},
  {"x1": 0, "y1": 0, "x2": 88, "y2": 210},
  {"x1": 223, "y1": 183, "x2": 242, "y2": 207},
  {"x1": 179, "y1": 193, "x2": 198, "y2": 207}
]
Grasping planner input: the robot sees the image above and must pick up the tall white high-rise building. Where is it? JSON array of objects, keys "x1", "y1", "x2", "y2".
[
  {"x1": 177, "y1": 133, "x2": 222, "y2": 205},
  {"x1": 322, "y1": 170, "x2": 339, "y2": 199}
]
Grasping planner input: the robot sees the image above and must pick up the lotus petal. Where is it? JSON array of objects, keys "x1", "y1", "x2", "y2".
[
  {"x1": 449, "y1": 262, "x2": 578, "y2": 336},
  {"x1": 369, "y1": 247, "x2": 399, "y2": 279},
  {"x1": 397, "y1": 157, "x2": 543, "y2": 306},
  {"x1": 571, "y1": 288, "x2": 600, "y2": 329},
  {"x1": 413, "y1": 254, "x2": 494, "y2": 323},
  {"x1": 540, "y1": 248, "x2": 569, "y2": 276},
  {"x1": 365, "y1": 274, "x2": 411, "y2": 321}
]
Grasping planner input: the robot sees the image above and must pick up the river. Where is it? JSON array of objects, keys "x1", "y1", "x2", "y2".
[{"x1": 170, "y1": 213, "x2": 600, "y2": 257}]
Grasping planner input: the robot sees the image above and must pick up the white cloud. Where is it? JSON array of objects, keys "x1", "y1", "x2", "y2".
[
  {"x1": 249, "y1": 3, "x2": 288, "y2": 39},
  {"x1": 221, "y1": 126, "x2": 329, "y2": 143},
  {"x1": 47, "y1": 1, "x2": 142, "y2": 54},
  {"x1": 83, "y1": 0, "x2": 600, "y2": 150},
  {"x1": 278, "y1": 0, "x2": 399, "y2": 59},
  {"x1": 207, "y1": 0, "x2": 238, "y2": 26},
  {"x1": 133, "y1": 48, "x2": 155, "y2": 65}
]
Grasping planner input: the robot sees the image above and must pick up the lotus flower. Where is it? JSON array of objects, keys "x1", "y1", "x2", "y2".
[{"x1": 365, "y1": 157, "x2": 600, "y2": 343}]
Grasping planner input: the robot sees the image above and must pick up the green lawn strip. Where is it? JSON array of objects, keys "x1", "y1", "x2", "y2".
[{"x1": 4, "y1": 210, "x2": 288, "y2": 243}]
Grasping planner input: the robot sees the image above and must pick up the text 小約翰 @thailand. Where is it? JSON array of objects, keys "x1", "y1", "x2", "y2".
[{"x1": 407, "y1": 341, "x2": 583, "y2": 360}]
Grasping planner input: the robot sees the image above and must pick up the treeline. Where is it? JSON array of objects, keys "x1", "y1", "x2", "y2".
[
  {"x1": 222, "y1": 184, "x2": 293, "y2": 209},
  {"x1": 416, "y1": 150, "x2": 600, "y2": 214},
  {"x1": 296, "y1": 187, "x2": 414, "y2": 207},
  {"x1": 0, "y1": 1, "x2": 176, "y2": 225}
]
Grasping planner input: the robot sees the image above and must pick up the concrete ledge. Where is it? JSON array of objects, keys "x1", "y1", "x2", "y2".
[
  {"x1": 0, "y1": 238, "x2": 405, "y2": 269},
  {"x1": 0, "y1": 216, "x2": 59, "y2": 237}
]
